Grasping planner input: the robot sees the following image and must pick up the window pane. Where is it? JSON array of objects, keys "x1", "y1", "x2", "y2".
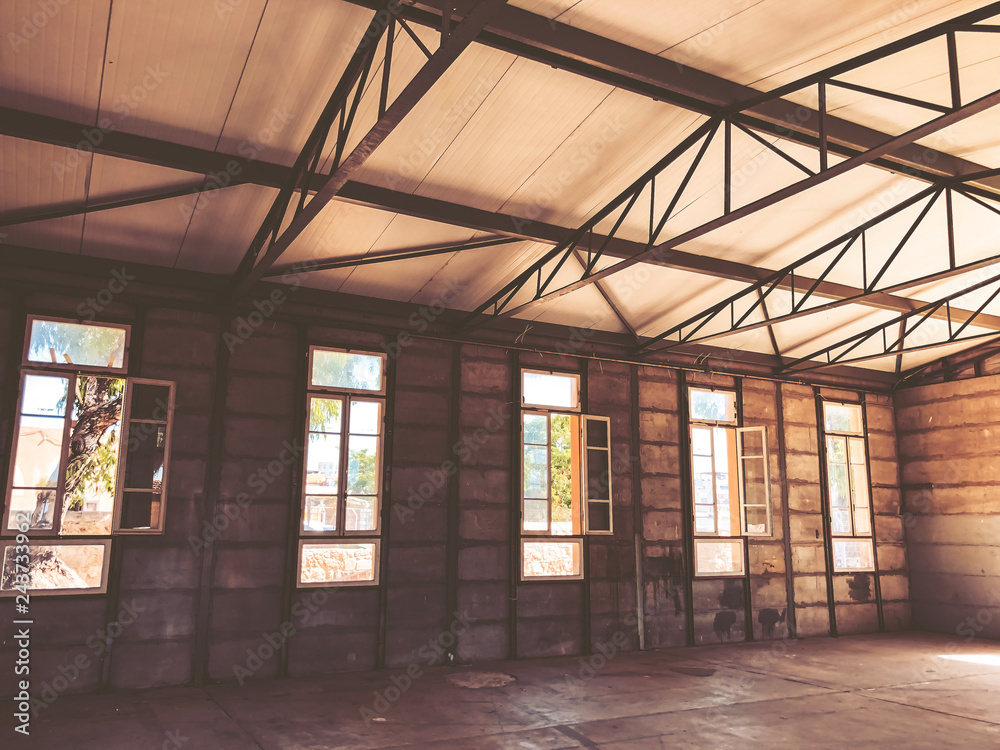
[
  {"x1": 694, "y1": 539, "x2": 744, "y2": 576},
  {"x1": 310, "y1": 398, "x2": 342, "y2": 433},
  {"x1": 853, "y1": 507, "x2": 872, "y2": 535},
  {"x1": 1, "y1": 542, "x2": 108, "y2": 592},
  {"x1": 848, "y1": 437, "x2": 866, "y2": 465},
  {"x1": 742, "y1": 457, "x2": 767, "y2": 506},
  {"x1": 832, "y1": 538, "x2": 874, "y2": 572},
  {"x1": 523, "y1": 498, "x2": 549, "y2": 531},
  {"x1": 303, "y1": 495, "x2": 337, "y2": 532},
  {"x1": 12, "y1": 416, "x2": 64, "y2": 489},
  {"x1": 27, "y1": 320, "x2": 127, "y2": 370},
  {"x1": 345, "y1": 496, "x2": 378, "y2": 532},
  {"x1": 824, "y1": 403, "x2": 863, "y2": 434},
  {"x1": 588, "y1": 501, "x2": 611, "y2": 533},
  {"x1": 123, "y1": 426, "x2": 166, "y2": 491},
  {"x1": 586, "y1": 448, "x2": 610, "y2": 500},
  {"x1": 306, "y1": 434, "x2": 340, "y2": 493},
  {"x1": 522, "y1": 540, "x2": 582, "y2": 579},
  {"x1": 695, "y1": 508, "x2": 716, "y2": 534},
  {"x1": 21, "y1": 374, "x2": 69, "y2": 417},
  {"x1": 828, "y1": 464, "x2": 849, "y2": 507},
  {"x1": 299, "y1": 542, "x2": 378, "y2": 585},
  {"x1": 851, "y1": 465, "x2": 870, "y2": 507},
  {"x1": 129, "y1": 383, "x2": 170, "y2": 420},
  {"x1": 522, "y1": 371, "x2": 578, "y2": 409},
  {"x1": 690, "y1": 389, "x2": 736, "y2": 422},
  {"x1": 740, "y1": 429, "x2": 764, "y2": 456},
  {"x1": 63, "y1": 377, "x2": 124, "y2": 536},
  {"x1": 523, "y1": 414, "x2": 548, "y2": 444},
  {"x1": 549, "y1": 413, "x2": 575, "y2": 535},
  {"x1": 311, "y1": 350, "x2": 383, "y2": 392},
  {"x1": 523, "y1": 446, "x2": 548, "y2": 499},
  {"x1": 692, "y1": 426, "x2": 712, "y2": 455},
  {"x1": 347, "y1": 435, "x2": 379, "y2": 495},
  {"x1": 119, "y1": 491, "x2": 161, "y2": 530},
  {"x1": 827, "y1": 436, "x2": 847, "y2": 463},
  {"x1": 745, "y1": 506, "x2": 769, "y2": 535},
  {"x1": 831, "y1": 508, "x2": 852, "y2": 535},
  {"x1": 7, "y1": 488, "x2": 56, "y2": 531},
  {"x1": 586, "y1": 419, "x2": 609, "y2": 448},
  {"x1": 349, "y1": 400, "x2": 381, "y2": 435}
]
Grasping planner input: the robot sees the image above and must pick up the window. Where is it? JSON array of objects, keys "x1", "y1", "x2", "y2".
[
  {"x1": 1, "y1": 318, "x2": 175, "y2": 596},
  {"x1": 822, "y1": 401, "x2": 875, "y2": 572},
  {"x1": 298, "y1": 347, "x2": 386, "y2": 587},
  {"x1": 519, "y1": 370, "x2": 610, "y2": 582},
  {"x1": 688, "y1": 387, "x2": 771, "y2": 578}
]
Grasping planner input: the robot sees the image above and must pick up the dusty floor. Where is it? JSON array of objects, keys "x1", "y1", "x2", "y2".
[{"x1": 6, "y1": 632, "x2": 1000, "y2": 749}]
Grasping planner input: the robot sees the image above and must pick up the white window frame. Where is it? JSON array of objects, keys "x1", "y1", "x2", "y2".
[
  {"x1": 0, "y1": 538, "x2": 112, "y2": 597},
  {"x1": 521, "y1": 369, "x2": 581, "y2": 411},
  {"x1": 688, "y1": 387, "x2": 772, "y2": 578},
  {"x1": 22, "y1": 315, "x2": 131, "y2": 374},
  {"x1": 520, "y1": 538, "x2": 585, "y2": 581},
  {"x1": 296, "y1": 539, "x2": 381, "y2": 588},
  {"x1": 308, "y1": 346, "x2": 387, "y2": 396},
  {"x1": 822, "y1": 401, "x2": 875, "y2": 573},
  {"x1": 112, "y1": 379, "x2": 176, "y2": 534},
  {"x1": 736, "y1": 426, "x2": 772, "y2": 537},
  {"x1": 297, "y1": 346, "x2": 387, "y2": 588}
]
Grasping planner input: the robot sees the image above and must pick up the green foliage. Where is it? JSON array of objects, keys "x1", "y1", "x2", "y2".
[
  {"x1": 29, "y1": 321, "x2": 125, "y2": 368},
  {"x1": 66, "y1": 431, "x2": 119, "y2": 511},
  {"x1": 312, "y1": 351, "x2": 381, "y2": 391},
  {"x1": 310, "y1": 398, "x2": 342, "y2": 432},
  {"x1": 65, "y1": 377, "x2": 125, "y2": 512},
  {"x1": 550, "y1": 414, "x2": 573, "y2": 521}
]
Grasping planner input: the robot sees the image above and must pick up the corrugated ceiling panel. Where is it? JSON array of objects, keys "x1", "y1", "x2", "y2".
[
  {"x1": 0, "y1": 0, "x2": 110, "y2": 123},
  {"x1": 349, "y1": 40, "x2": 516, "y2": 193},
  {"x1": 80, "y1": 155, "x2": 207, "y2": 265},
  {"x1": 0, "y1": 136, "x2": 89, "y2": 250},
  {"x1": 770, "y1": 301, "x2": 900, "y2": 362},
  {"x1": 516, "y1": 0, "x2": 985, "y2": 89},
  {"x1": 500, "y1": 91, "x2": 706, "y2": 229},
  {"x1": 899, "y1": 334, "x2": 1000, "y2": 371},
  {"x1": 176, "y1": 183, "x2": 279, "y2": 274},
  {"x1": 216, "y1": 0, "x2": 375, "y2": 166},
  {"x1": 99, "y1": 0, "x2": 267, "y2": 150},
  {"x1": 411, "y1": 58, "x2": 614, "y2": 212}
]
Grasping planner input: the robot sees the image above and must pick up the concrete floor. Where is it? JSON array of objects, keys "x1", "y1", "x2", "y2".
[{"x1": 8, "y1": 632, "x2": 1000, "y2": 749}]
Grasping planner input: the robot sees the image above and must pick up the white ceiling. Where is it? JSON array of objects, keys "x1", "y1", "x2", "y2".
[{"x1": 2, "y1": 0, "x2": 999, "y2": 376}]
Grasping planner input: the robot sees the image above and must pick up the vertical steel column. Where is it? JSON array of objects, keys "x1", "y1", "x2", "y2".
[
  {"x1": 677, "y1": 371, "x2": 696, "y2": 647},
  {"x1": 861, "y1": 394, "x2": 886, "y2": 632},
  {"x1": 376, "y1": 339, "x2": 398, "y2": 669},
  {"x1": 192, "y1": 312, "x2": 235, "y2": 684},
  {"x1": 813, "y1": 388, "x2": 838, "y2": 637},
  {"x1": 508, "y1": 349, "x2": 520, "y2": 659},
  {"x1": 445, "y1": 343, "x2": 461, "y2": 657},
  {"x1": 630, "y1": 364, "x2": 646, "y2": 649},
  {"x1": 277, "y1": 324, "x2": 309, "y2": 677},
  {"x1": 775, "y1": 384, "x2": 798, "y2": 638},
  {"x1": 99, "y1": 304, "x2": 146, "y2": 689}
]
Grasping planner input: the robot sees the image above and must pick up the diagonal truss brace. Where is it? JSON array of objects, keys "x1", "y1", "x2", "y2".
[
  {"x1": 636, "y1": 178, "x2": 1000, "y2": 352},
  {"x1": 780, "y1": 271, "x2": 1000, "y2": 374},
  {"x1": 463, "y1": 20, "x2": 1000, "y2": 328},
  {"x1": 229, "y1": 0, "x2": 510, "y2": 299}
]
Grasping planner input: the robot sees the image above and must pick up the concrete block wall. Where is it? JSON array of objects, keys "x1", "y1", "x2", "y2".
[
  {"x1": 636, "y1": 366, "x2": 687, "y2": 648},
  {"x1": 455, "y1": 344, "x2": 512, "y2": 662},
  {"x1": 866, "y1": 394, "x2": 910, "y2": 632},
  {"x1": 0, "y1": 293, "x2": 921, "y2": 698},
  {"x1": 587, "y1": 359, "x2": 639, "y2": 651},
  {"x1": 384, "y1": 337, "x2": 452, "y2": 667},
  {"x1": 896, "y1": 375, "x2": 1000, "y2": 640},
  {"x1": 117, "y1": 308, "x2": 222, "y2": 688},
  {"x1": 742, "y1": 379, "x2": 790, "y2": 641},
  {"x1": 781, "y1": 383, "x2": 831, "y2": 637}
]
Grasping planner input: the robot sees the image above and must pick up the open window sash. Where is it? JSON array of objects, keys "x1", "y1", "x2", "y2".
[
  {"x1": 112, "y1": 379, "x2": 175, "y2": 534},
  {"x1": 581, "y1": 415, "x2": 613, "y2": 534},
  {"x1": 736, "y1": 425, "x2": 772, "y2": 537}
]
